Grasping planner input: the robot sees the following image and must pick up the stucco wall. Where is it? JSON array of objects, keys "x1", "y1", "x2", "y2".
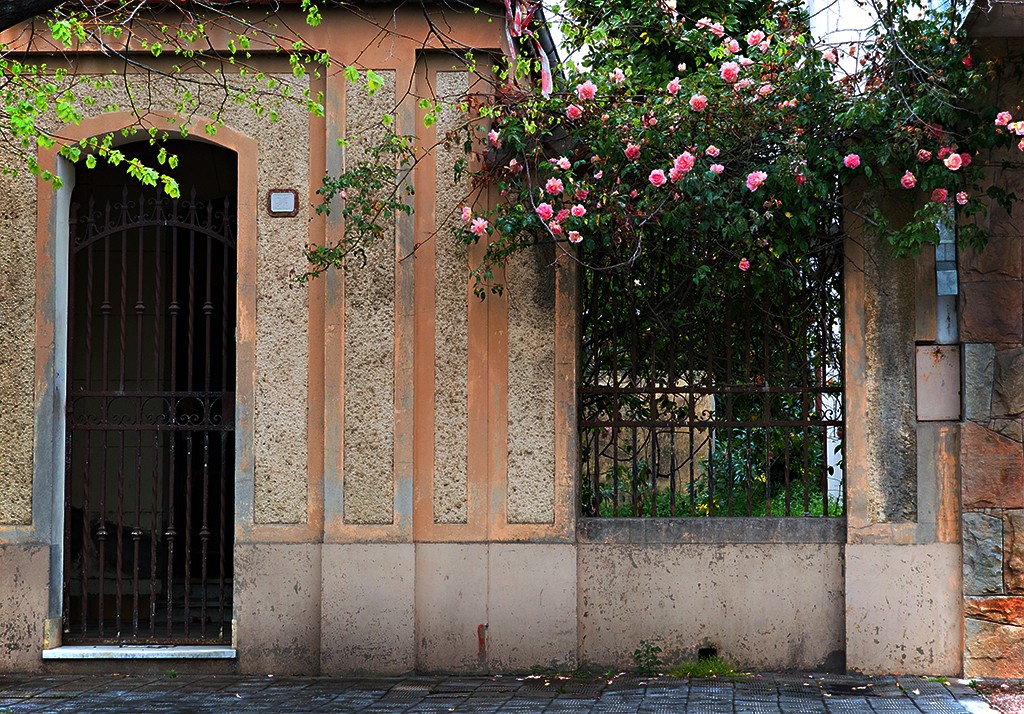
[
  {"x1": 432, "y1": 71, "x2": 470, "y2": 525},
  {"x1": 342, "y1": 70, "x2": 398, "y2": 525},
  {"x1": 0, "y1": 151, "x2": 36, "y2": 525},
  {"x1": 506, "y1": 245, "x2": 556, "y2": 524}
]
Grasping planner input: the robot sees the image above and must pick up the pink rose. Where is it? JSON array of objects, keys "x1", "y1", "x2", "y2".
[
  {"x1": 795, "y1": 172, "x2": 806, "y2": 185},
  {"x1": 566, "y1": 104, "x2": 583, "y2": 120},
  {"x1": 488, "y1": 129, "x2": 501, "y2": 148},
  {"x1": 938, "y1": 146, "x2": 951, "y2": 159},
  {"x1": 960, "y1": 152, "x2": 972, "y2": 167},
  {"x1": 739, "y1": 257, "x2": 750, "y2": 272},
  {"x1": 545, "y1": 177, "x2": 564, "y2": 195},
  {"x1": 843, "y1": 153, "x2": 860, "y2": 169},
  {"x1": 746, "y1": 170, "x2": 768, "y2": 191},
  {"x1": 963, "y1": 55, "x2": 973, "y2": 69},
  {"x1": 956, "y1": 191, "x2": 969, "y2": 205},
  {"x1": 669, "y1": 167, "x2": 685, "y2": 182},
  {"x1": 746, "y1": 29, "x2": 765, "y2": 45},
  {"x1": 624, "y1": 143, "x2": 641, "y2": 161},
  {"x1": 944, "y1": 153, "x2": 962, "y2": 171},
  {"x1": 724, "y1": 38, "x2": 740, "y2": 54},
  {"x1": 738, "y1": 56, "x2": 754, "y2": 67},
  {"x1": 568, "y1": 231, "x2": 583, "y2": 244},
  {"x1": 734, "y1": 79, "x2": 753, "y2": 91},
  {"x1": 556, "y1": 208, "x2": 569, "y2": 223},
  {"x1": 609, "y1": 68, "x2": 625, "y2": 84},
  {"x1": 757, "y1": 83, "x2": 773, "y2": 97},
  {"x1": 461, "y1": 206, "x2": 473, "y2": 222},
  {"x1": 576, "y1": 80, "x2": 597, "y2": 101},
  {"x1": 720, "y1": 61, "x2": 740, "y2": 83},
  {"x1": 470, "y1": 217, "x2": 489, "y2": 236},
  {"x1": 711, "y1": 22, "x2": 725, "y2": 37},
  {"x1": 705, "y1": 145, "x2": 720, "y2": 157},
  {"x1": 1012, "y1": 121, "x2": 1024, "y2": 136},
  {"x1": 931, "y1": 188, "x2": 948, "y2": 203},
  {"x1": 710, "y1": 164, "x2": 725, "y2": 174},
  {"x1": 575, "y1": 188, "x2": 589, "y2": 201},
  {"x1": 758, "y1": 40, "x2": 770, "y2": 53},
  {"x1": 917, "y1": 149, "x2": 932, "y2": 162},
  {"x1": 548, "y1": 221, "x2": 563, "y2": 235},
  {"x1": 822, "y1": 48, "x2": 838, "y2": 64},
  {"x1": 667, "y1": 77, "x2": 681, "y2": 95},
  {"x1": 673, "y1": 151, "x2": 696, "y2": 173},
  {"x1": 899, "y1": 171, "x2": 916, "y2": 189},
  {"x1": 556, "y1": 156, "x2": 571, "y2": 170},
  {"x1": 996, "y1": 111, "x2": 1013, "y2": 126},
  {"x1": 649, "y1": 169, "x2": 668, "y2": 187},
  {"x1": 594, "y1": 170, "x2": 604, "y2": 179},
  {"x1": 571, "y1": 204, "x2": 587, "y2": 218},
  {"x1": 689, "y1": 94, "x2": 708, "y2": 111},
  {"x1": 536, "y1": 203, "x2": 554, "y2": 221}
]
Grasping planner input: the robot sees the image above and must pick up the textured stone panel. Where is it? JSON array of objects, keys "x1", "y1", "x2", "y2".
[
  {"x1": 251, "y1": 78, "x2": 311, "y2": 524},
  {"x1": 846, "y1": 543, "x2": 961, "y2": 675},
  {"x1": 1006, "y1": 510, "x2": 1024, "y2": 593},
  {"x1": 992, "y1": 419, "x2": 1024, "y2": 442},
  {"x1": 0, "y1": 151, "x2": 37, "y2": 525},
  {"x1": 863, "y1": 244, "x2": 917, "y2": 522},
  {"x1": 965, "y1": 596, "x2": 1024, "y2": 626},
  {"x1": 961, "y1": 280, "x2": 1023, "y2": 344},
  {"x1": 963, "y1": 511, "x2": 1004, "y2": 595},
  {"x1": 506, "y1": 246, "x2": 556, "y2": 524},
  {"x1": 343, "y1": 71, "x2": 397, "y2": 524},
  {"x1": 579, "y1": 543, "x2": 844, "y2": 670},
  {"x1": 432, "y1": 71, "x2": 470, "y2": 525},
  {"x1": 960, "y1": 236, "x2": 1022, "y2": 282},
  {"x1": 995, "y1": 347, "x2": 1024, "y2": 417},
  {"x1": 320, "y1": 544, "x2": 415, "y2": 674},
  {"x1": 962, "y1": 420, "x2": 1024, "y2": 509},
  {"x1": 234, "y1": 543, "x2": 321, "y2": 674},
  {"x1": 963, "y1": 343, "x2": 995, "y2": 422},
  {"x1": 0, "y1": 544, "x2": 48, "y2": 672},
  {"x1": 965, "y1": 618, "x2": 1024, "y2": 678}
]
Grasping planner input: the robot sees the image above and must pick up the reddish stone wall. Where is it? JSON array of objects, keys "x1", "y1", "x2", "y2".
[{"x1": 960, "y1": 161, "x2": 1024, "y2": 676}]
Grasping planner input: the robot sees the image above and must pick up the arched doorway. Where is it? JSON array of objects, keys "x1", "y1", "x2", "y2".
[{"x1": 62, "y1": 140, "x2": 237, "y2": 644}]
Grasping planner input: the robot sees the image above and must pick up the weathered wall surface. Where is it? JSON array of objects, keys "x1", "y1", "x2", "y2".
[
  {"x1": 506, "y1": 245, "x2": 556, "y2": 524},
  {"x1": 0, "y1": 544, "x2": 48, "y2": 671},
  {"x1": 578, "y1": 540, "x2": 845, "y2": 670},
  {"x1": 342, "y1": 71, "x2": 398, "y2": 525},
  {"x1": 0, "y1": 151, "x2": 38, "y2": 526},
  {"x1": 432, "y1": 71, "x2": 470, "y2": 525},
  {"x1": 958, "y1": 34, "x2": 1024, "y2": 677}
]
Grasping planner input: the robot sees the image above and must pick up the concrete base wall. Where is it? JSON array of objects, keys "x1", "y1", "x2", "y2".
[
  {"x1": 578, "y1": 543, "x2": 845, "y2": 671},
  {"x1": 846, "y1": 543, "x2": 962, "y2": 675},
  {"x1": 0, "y1": 544, "x2": 48, "y2": 673}
]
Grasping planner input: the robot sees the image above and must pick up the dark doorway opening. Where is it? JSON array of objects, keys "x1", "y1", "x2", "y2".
[{"x1": 63, "y1": 140, "x2": 237, "y2": 644}]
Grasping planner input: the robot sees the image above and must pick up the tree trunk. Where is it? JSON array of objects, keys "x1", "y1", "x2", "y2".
[{"x1": 0, "y1": 0, "x2": 62, "y2": 33}]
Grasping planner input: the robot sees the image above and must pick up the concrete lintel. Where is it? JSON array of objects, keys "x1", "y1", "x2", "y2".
[
  {"x1": 577, "y1": 517, "x2": 845, "y2": 545},
  {"x1": 42, "y1": 646, "x2": 236, "y2": 660}
]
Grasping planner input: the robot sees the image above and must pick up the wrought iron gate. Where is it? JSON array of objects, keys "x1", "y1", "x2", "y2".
[{"x1": 63, "y1": 187, "x2": 236, "y2": 644}]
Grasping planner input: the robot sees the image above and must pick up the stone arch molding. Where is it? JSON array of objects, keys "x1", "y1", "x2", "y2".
[{"x1": 33, "y1": 111, "x2": 259, "y2": 644}]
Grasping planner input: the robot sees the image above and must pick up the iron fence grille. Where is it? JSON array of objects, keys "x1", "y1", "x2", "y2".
[
  {"x1": 579, "y1": 235, "x2": 844, "y2": 518},
  {"x1": 63, "y1": 187, "x2": 236, "y2": 644}
]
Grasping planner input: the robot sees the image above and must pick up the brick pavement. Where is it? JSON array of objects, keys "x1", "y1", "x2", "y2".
[{"x1": 0, "y1": 672, "x2": 999, "y2": 713}]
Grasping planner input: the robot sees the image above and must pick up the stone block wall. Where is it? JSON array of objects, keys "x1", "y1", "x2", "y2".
[{"x1": 960, "y1": 180, "x2": 1024, "y2": 677}]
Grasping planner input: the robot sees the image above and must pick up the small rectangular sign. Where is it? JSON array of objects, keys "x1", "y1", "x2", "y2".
[{"x1": 267, "y1": 189, "x2": 298, "y2": 217}]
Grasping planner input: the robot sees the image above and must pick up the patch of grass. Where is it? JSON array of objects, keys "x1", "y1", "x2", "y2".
[
  {"x1": 670, "y1": 655, "x2": 743, "y2": 679},
  {"x1": 928, "y1": 676, "x2": 949, "y2": 685}
]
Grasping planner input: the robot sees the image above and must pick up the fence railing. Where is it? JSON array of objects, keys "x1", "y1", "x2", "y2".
[{"x1": 579, "y1": 236, "x2": 844, "y2": 518}]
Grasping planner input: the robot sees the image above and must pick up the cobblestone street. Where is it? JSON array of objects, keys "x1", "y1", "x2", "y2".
[{"x1": 0, "y1": 672, "x2": 999, "y2": 713}]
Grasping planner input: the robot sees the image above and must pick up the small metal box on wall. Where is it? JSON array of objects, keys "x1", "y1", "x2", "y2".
[{"x1": 916, "y1": 344, "x2": 961, "y2": 421}]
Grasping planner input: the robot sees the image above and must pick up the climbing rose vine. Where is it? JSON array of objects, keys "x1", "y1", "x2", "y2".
[{"x1": 450, "y1": 0, "x2": 1013, "y2": 295}]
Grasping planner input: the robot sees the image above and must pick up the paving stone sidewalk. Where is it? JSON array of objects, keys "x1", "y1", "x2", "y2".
[{"x1": 0, "y1": 672, "x2": 999, "y2": 713}]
